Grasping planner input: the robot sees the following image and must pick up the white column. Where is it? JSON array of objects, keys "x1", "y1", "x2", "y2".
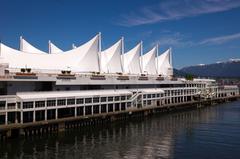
[
  {"x1": 20, "y1": 101, "x2": 23, "y2": 124},
  {"x1": 75, "y1": 107, "x2": 77, "y2": 117},
  {"x1": 55, "y1": 109, "x2": 58, "y2": 119},
  {"x1": 5, "y1": 112, "x2": 8, "y2": 125}
]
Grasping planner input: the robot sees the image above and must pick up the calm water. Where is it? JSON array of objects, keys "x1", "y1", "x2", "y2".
[{"x1": 1, "y1": 101, "x2": 240, "y2": 159}]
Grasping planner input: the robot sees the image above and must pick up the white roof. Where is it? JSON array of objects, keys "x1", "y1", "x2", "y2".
[
  {"x1": 48, "y1": 41, "x2": 63, "y2": 54},
  {"x1": 17, "y1": 90, "x2": 133, "y2": 100},
  {"x1": 101, "y1": 39, "x2": 122, "y2": 73},
  {"x1": 20, "y1": 37, "x2": 47, "y2": 54},
  {"x1": 0, "y1": 34, "x2": 100, "y2": 72},
  {"x1": 122, "y1": 43, "x2": 141, "y2": 74},
  {"x1": 156, "y1": 48, "x2": 173, "y2": 77},
  {"x1": 140, "y1": 46, "x2": 157, "y2": 75}
]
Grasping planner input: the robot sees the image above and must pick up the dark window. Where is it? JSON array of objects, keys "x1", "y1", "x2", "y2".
[
  {"x1": 57, "y1": 99, "x2": 66, "y2": 106},
  {"x1": 93, "y1": 105, "x2": 99, "y2": 114},
  {"x1": 76, "y1": 98, "x2": 84, "y2": 104},
  {"x1": 121, "y1": 103, "x2": 126, "y2": 110},
  {"x1": 23, "y1": 102, "x2": 34, "y2": 109},
  {"x1": 147, "y1": 94, "x2": 151, "y2": 98},
  {"x1": 101, "y1": 97, "x2": 107, "y2": 102},
  {"x1": 152, "y1": 94, "x2": 156, "y2": 98},
  {"x1": 121, "y1": 96, "x2": 126, "y2": 100},
  {"x1": 67, "y1": 98, "x2": 75, "y2": 105},
  {"x1": 114, "y1": 96, "x2": 120, "y2": 101},
  {"x1": 101, "y1": 104, "x2": 107, "y2": 113},
  {"x1": 35, "y1": 101, "x2": 45, "y2": 108},
  {"x1": 85, "y1": 98, "x2": 92, "y2": 104},
  {"x1": 127, "y1": 102, "x2": 131, "y2": 107},
  {"x1": 115, "y1": 103, "x2": 120, "y2": 111},
  {"x1": 108, "y1": 104, "x2": 113, "y2": 112},
  {"x1": 93, "y1": 97, "x2": 100, "y2": 103},
  {"x1": 0, "y1": 101, "x2": 6, "y2": 110},
  {"x1": 47, "y1": 100, "x2": 56, "y2": 107},
  {"x1": 108, "y1": 97, "x2": 113, "y2": 102}
]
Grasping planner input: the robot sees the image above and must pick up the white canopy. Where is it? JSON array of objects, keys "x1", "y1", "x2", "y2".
[
  {"x1": 140, "y1": 46, "x2": 157, "y2": 75},
  {"x1": 122, "y1": 43, "x2": 141, "y2": 74},
  {"x1": 20, "y1": 37, "x2": 47, "y2": 54},
  {"x1": 48, "y1": 41, "x2": 63, "y2": 54},
  {"x1": 101, "y1": 39, "x2": 123, "y2": 73},
  {"x1": 156, "y1": 48, "x2": 173, "y2": 77},
  {"x1": 0, "y1": 34, "x2": 100, "y2": 72}
]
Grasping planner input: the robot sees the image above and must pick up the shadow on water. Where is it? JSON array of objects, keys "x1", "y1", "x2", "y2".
[{"x1": 1, "y1": 101, "x2": 240, "y2": 159}]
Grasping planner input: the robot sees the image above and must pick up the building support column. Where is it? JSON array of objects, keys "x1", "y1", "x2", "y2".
[
  {"x1": 83, "y1": 106, "x2": 85, "y2": 116},
  {"x1": 33, "y1": 111, "x2": 36, "y2": 122},
  {"x1": 5, "y1": 112, "x2": 8, "y2": 125},
  {"x1": 55, "y1": 109, "x2": 58, "y2": 120},
  {"x1": 75, "y1": 107, "x2": 77, "y2": 117},
  {"x1": 45, "y1": 109, "x2": 47, "y2": 121}
]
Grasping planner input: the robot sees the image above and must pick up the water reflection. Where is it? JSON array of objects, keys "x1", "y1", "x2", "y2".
[{"x1": 1, "y1": 101, "x2": 240, "y2": 159}]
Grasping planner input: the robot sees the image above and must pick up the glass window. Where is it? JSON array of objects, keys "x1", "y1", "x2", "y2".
[
  {"x1": 67, "y1": 98, "x2": 75, "y2": 105},
  {"x1": 23, "y1": 102, "x2": 34, "y2": 109},
  {"x1": 35, "y1": 101, "x2": 45, "y2": 108},
  {"x1": 76, "y1": 98, "x2": 84, "y2": 104},
  {"x1": 101, "y1": 97, "x2": 107, "y2": 102},
  {"x1": 93, "y1": 97, "x2": 100, "y2": 103},
  {"x1": 47, "y1": 100, "x2": 56, "y2": 107},
  {"x1": 108, "y1": 97, "x2": 113, "y2": 102},
  {"x1": 85, "y1": 98, "x2": 92, "y2": 104},
  {"x1": 57, "y1": 99, "x2": 66, "y2": 106}
]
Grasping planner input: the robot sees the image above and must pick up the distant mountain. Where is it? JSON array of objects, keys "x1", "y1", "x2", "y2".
[
  {"x1": 173, "y1": 68, "x2": 188, "y2": 77},
  {"x1": 180, "y1": 59, "x2": 240, "y2": 78}
]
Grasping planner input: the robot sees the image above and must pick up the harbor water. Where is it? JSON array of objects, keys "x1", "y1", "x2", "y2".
[{"x1": 1, "y1": 101, "x2": 240, "y2": 159}]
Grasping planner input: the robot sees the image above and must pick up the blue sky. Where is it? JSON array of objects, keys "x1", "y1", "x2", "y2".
[{"x1": 0, "y1": 0, "x2": 240, "y2": 68}]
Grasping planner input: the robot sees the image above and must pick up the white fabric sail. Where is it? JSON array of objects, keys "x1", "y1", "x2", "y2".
[
  {"x1": 156, "y1": 48, "x2": 173, "y2": 77},
  {"x1": 20, "y1": 37, "x2": 47, "y2": 54},
  {"x1": 0, "y1": 34, "x2": 100, "y2": 72},
  {"x1": 122, "y1": 43, "x2": 141, "y2": 74},
  {"x1": 140, "y1": 46, "x2": 157, "y2": 75},
  {"x1": 49, "y1": 41, "x2": 63, "y2": 54},
  {"x1": 101, "y1": 39, "x2": 122, "y2": 73}
]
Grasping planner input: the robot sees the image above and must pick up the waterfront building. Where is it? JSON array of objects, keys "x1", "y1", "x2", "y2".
[{"x1": 0, "y1": 33, "x2": 239, "y2": 135}]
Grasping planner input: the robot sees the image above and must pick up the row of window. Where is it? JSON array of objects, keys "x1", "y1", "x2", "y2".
[{"x1": 22, "y1": 95, "x2": 131, "y2": 109}]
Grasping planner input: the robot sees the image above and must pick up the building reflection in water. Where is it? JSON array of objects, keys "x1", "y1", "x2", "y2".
[{"x1": 0, "y1": 106, "x2": 220, "y2": 159}]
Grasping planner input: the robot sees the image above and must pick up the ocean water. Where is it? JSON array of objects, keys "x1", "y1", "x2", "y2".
[{"x1": 1, "y1": 101, "x2": 240, "y2": 159}]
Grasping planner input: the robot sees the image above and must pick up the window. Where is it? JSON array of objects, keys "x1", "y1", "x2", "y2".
[
  {"x1": 115, "y1": 103, "x2": 120, "y2": 111},
  {"x1": 121, "y1": 103, "x2": 126, "y2": 110},
  {"x1": 57, "y1": 99, "x2": 66, "y2": 106},
  {"x1": 127, "y1": 95, "x2": 131, "y2": 100},
  {"x1": 35, "y1": 101, "x2": 45, "y2": 108},
  {"x1": 0, "y1": 101, "x2": 5, "y2": 110},
  {"x1": 76, "y1": 98, "x2": 84, "y2": 104},
  {"x1": 127, "y1": 102, "x2": 131, "y2": 108},
  {"x1": 47, "y1": 100, "x2": 56, "y2": 107},
  {"x1": 67, "y1": 98, "x2": 75, "y2": 105},
  {"x1": 85, "y1": 98, "x2": 92, "y2": 104},
  {"x1": 108, "y1": 104, "x2": 113, "y2": 112},
  {"x1": 147, "y1": 94, "x2": 151, "y2": 98},
  {"x1": 23, "y1": 102, "x2": 33, "y2": 109},
  {"x1": 114, "y1": 96, "x2": 120, "y2": 101},
  {"x1": 101, "y1": 104, "x2": 107, "y2": 113},
  {"x1": 108, "y1": 97, "x2": 113, "y2": 102},
  {"x1": 101, "y1": 97, "x2": 107, "y2": 102},
  {"x1": 93, "y1": 97, "x2": 100, "y2": 103},
  {"x1": 152, "y1": 94, "x2": 156, "y2": 98},
  {"x1": 121, "y1": 96, "x2": 126, "y2": 101}
]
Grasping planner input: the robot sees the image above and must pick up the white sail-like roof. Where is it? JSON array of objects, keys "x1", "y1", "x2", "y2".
[
  {"x1": 0, "y1": 35, "x2": 100, "y2": 72},
  {"x1": 156, "y1": 48, "x2": 173, "y2": 77},
  {"x1": 140, "y1": 46, "x2": 157, "y2": 75},
  {"x1": 20, "y1": 37, "x2": 47, "y2": 54},
  {"x1": 48, "y1": 41, "x2": 63, "y2": 54},
  {"x1": 101, "y1": 39, "x2": 123, "y2": 73},
  {"x1": 122, "y1": 43, "x2": 141, "y2": 74}
]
